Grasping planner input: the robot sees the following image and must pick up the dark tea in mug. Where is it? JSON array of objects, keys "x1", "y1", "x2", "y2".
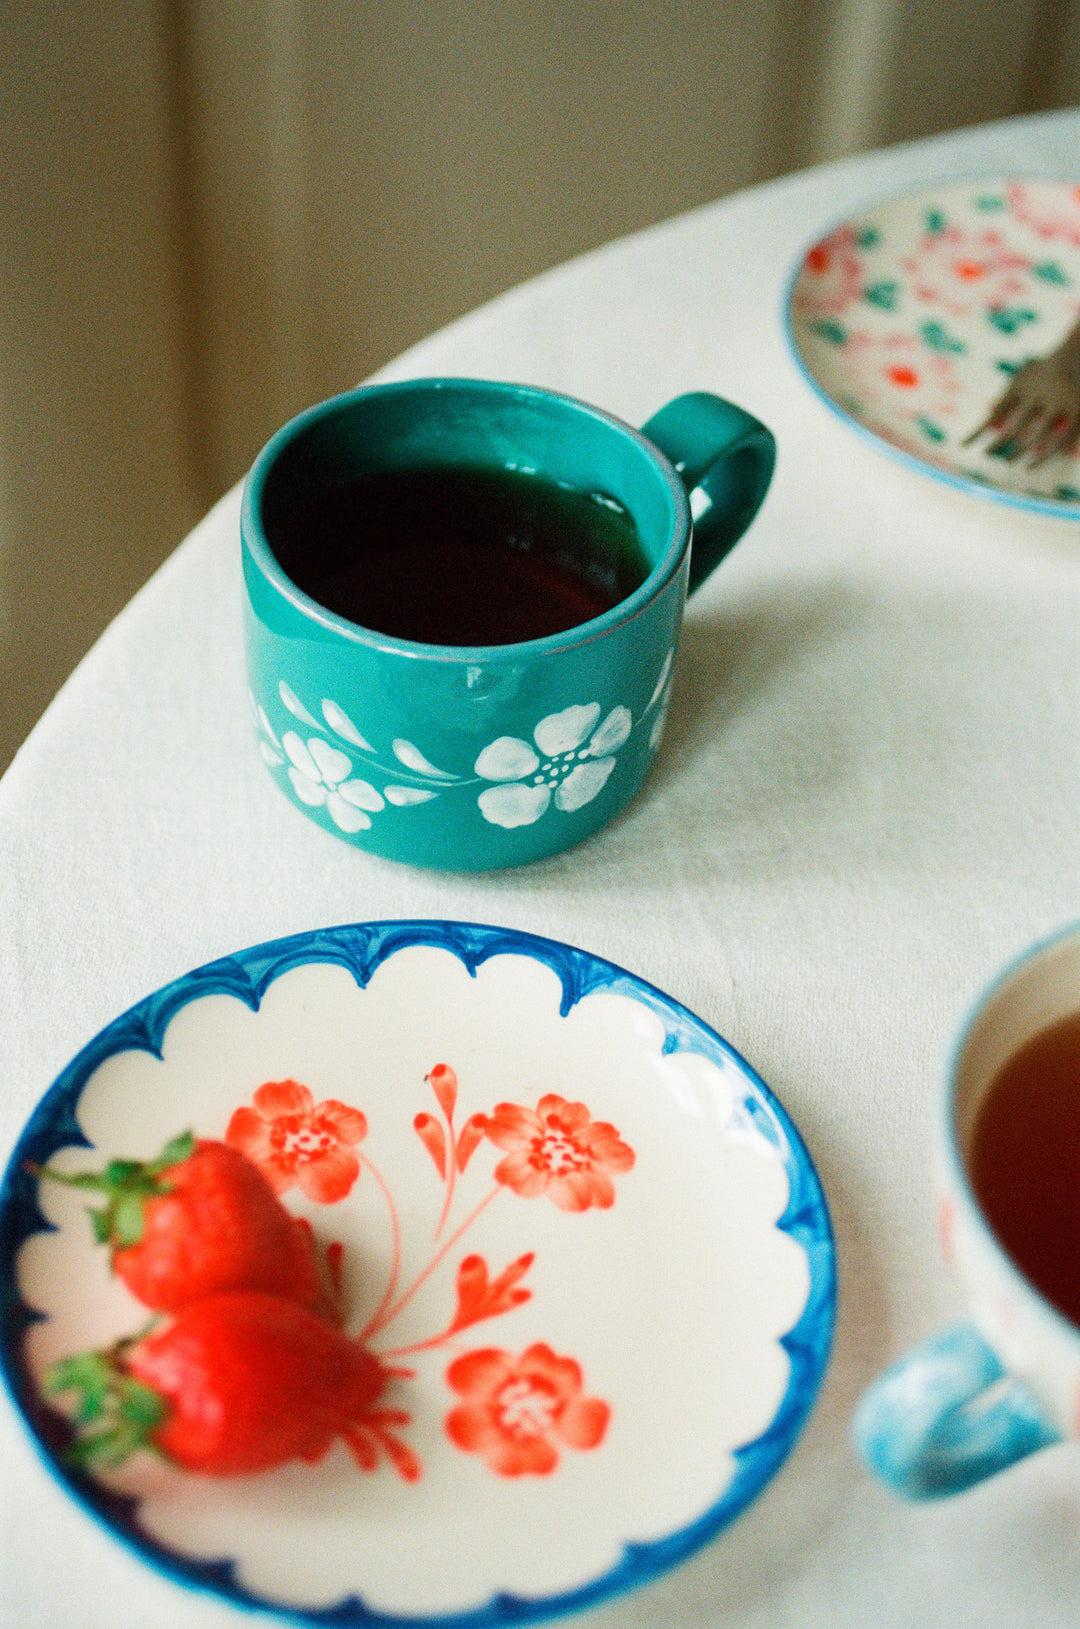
[
  {"x1": 968, "y1": 1009, "x2": 1080, "y2": 1327},
  {"x1": 269, "y1": 464, "x2": 652, "y2": 646}
]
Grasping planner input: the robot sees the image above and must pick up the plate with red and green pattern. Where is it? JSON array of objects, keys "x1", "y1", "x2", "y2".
[
  {"x1": 787, "y1": 176, "x2": 1080, "y2": 515},
  {"x1": 0, "y1": 921, "x2": 834, "y2": 1626}
]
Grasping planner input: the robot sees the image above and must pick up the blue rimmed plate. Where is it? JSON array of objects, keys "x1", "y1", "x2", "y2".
[
  {"x1": 0, "y1": 921, "x2": 835, "y2": 1626},
  {"x1": 786, "y1": 175, "x2": 1080, "y2": 516}
]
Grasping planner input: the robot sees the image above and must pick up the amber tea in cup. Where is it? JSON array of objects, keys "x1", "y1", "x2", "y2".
[
  {"x1": 968, "y1": 1009, "x2": 1080, "y2": 1328},
  {"x1": 856, "y1": 922, "x2": 1080, "y2": 1498},
  {"x1": 269, "y1": 464, "x2": 651, "y2": 647}
]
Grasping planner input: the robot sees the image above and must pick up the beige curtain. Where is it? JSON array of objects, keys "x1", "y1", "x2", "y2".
[{"x1": 1, "y1": 0, "x2": 1077, "y2": 770}]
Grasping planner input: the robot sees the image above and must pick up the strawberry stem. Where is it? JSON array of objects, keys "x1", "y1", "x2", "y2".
[
  {"x1": 29, "y1": 1132, "x2": 195, "y2": 1249},
  {"x1": 46, "y1": 1345, "x2": 168, "y2": 1467}
]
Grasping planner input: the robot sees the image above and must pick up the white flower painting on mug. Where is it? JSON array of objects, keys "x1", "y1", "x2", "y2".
[
  {"x1": 250, "y1": 646, "x2": 674, "y2": 838},
  {"x1": 473, "y1": 704, "x2": 631, "y2": 829},
  {"x1": 282, "y1": 733, "x2": 386, "y2": 833}
]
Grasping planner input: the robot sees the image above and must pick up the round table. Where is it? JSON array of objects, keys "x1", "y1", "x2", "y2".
[{"x1": 3, "y1": 108, "x2": 1080, "y2": 1628}]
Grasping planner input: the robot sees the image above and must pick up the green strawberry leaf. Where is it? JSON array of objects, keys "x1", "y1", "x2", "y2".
[
  {"x1": 46, "y1": 1352, "x2": 115, "y2": 1423},
  {"x1": 152, "y1": 1131, "x2": 197, "y2": 1172},
  {"x1": 101, "y1": 1159, "x2": 145, "y2": 1186},
  {"x1": 111, "y1": 1191, "x2": 151, "y2": 1249},
  {"x1": 46, "y1": 1347, "x2": 168, "y2": 1467},
  {"x1": 31, "y1": 1131, "x2": 196, "y2": 1251}
]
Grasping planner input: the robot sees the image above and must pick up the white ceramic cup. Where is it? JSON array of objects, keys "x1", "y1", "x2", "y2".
[{"x1": 855, "y1": 923, "x2": 1080, "y2": 1497}]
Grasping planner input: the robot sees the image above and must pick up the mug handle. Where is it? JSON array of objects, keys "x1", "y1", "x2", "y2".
[
  {"x1": 853, "y1": 1320, "x2": 1061, "y2": 1498},
  {"x1": 641, "y1": 393, "x2": 776, "y2": 594}
]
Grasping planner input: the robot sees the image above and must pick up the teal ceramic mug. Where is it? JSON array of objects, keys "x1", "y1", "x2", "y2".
[{"x1": 241, "y1": 377, "x2": 775, "y2": 870}]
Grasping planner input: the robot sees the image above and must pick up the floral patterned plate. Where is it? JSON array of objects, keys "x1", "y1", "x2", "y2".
[
  {"x1": 0, "y1": 921, "x2": 835, "y2": 1627},
  {"x1": 786, "y1": 176, "x2": 1080, "y2": 514}
]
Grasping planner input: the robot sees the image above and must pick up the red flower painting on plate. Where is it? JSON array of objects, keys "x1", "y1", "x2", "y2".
[
  {"x1": 45, "y1": 1062, "x2": 635, "y2": 1487},
  {"x1": 485, "y1": 1093, "x2": 636, "y2": 1211},
  {"x1": 445, "y1": 1342, "x2": 611, "y2": 1476},
  {"x1": 226, "y1": 1079, "x2": 368, "y2": 1203}
]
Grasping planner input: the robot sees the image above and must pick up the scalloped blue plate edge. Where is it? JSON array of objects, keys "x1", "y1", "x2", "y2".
[{"x1": 0, "y1": 919, "x2": 837, "y2": 1629}]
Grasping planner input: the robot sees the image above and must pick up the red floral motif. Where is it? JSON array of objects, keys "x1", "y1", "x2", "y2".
[
  {"x1": 827, "y1": 330, "x2": 962, "y2": 449},
  {"x1": 345, "y1": 1405, "x2": 423, "y2": 1482},
  {"x1": 899, "y1": 227, "x2": 1030, "y2": 319},
  {"x1": 449, "y1": 1253, "x2": 533, "y2": 1334},
  {"x1": 1005, "y1": 181, "x2": 1080, "y2": 249},
  {"x1": 413, "y1": 1063, "x2": 488, "y2": 1184},
  {"x1": 226, "y1": 1079, "x2": 368, "y2": 1203},
  {"x1": 46, "y1": 1056, "x2": 633, "y2": 1489},
  {"x1": 484, "y1": 1093, "x2": 635, "y2": 1211},
  {"x1": 444, "y1": 1343, "x2": 610, "y2": 1476},
  {"x1": 793, "y1": 224, "x2": 865, "y2": 316}
]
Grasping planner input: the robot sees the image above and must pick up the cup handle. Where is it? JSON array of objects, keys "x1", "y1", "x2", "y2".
[
  {"x1": 641, "y1": 394, "x2": 776, "y2": 594},
  {"x1": 853, "y1": 1320, "x2": 1062, "y2": 1498}
]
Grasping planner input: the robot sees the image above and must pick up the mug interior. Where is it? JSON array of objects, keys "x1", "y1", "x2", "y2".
[
  {"x1": 249, "y1": 380, "x2": 687, "y2": 637},
  {"x1": 947, "y1": 924, "x2": 1080, "y2": 1353},
  {"x1": 952, "y1": 928, "x2": 1080, "y2": 1158}
]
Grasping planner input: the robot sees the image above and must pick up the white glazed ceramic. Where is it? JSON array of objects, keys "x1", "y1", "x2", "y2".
[
  {"x1": 0, "y1": 921, "x2": 835, "y2": 1626},
  {"x1": 787, "y1": 176, "x2": 1080, "y2": 516},
  {"x1": 856, "y1": 923, "x2": 1080, "y2": 1498}
]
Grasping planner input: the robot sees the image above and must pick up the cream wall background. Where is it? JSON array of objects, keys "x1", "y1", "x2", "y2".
[{"x1": 1, "y1": 0, "x2": 1078, "y2": 773}]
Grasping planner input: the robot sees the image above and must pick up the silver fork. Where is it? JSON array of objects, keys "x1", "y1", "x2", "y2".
[{"x1": 964, "y1": 313, "x2": 1080, "y2": 467}]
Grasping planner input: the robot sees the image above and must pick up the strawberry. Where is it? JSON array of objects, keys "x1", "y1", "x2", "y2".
[
  {"x1": 47, "y1": 1291, "x2": 388, "y2": 1476},
  {"x1": 36, "y1": 1132, "x2": 324, "y2": 1314}
]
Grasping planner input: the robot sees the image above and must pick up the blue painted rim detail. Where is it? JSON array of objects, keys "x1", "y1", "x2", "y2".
[{"x1": 0, "y1": 921, "x2": 836, "y2": 1627}]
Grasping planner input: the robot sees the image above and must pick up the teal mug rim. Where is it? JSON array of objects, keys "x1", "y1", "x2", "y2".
[{"x1": 240, "y1": 377, "x2": 693, "y2": 663}]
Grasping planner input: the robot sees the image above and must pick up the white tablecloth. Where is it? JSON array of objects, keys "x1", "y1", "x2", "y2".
[{"x1": 3, "y1": 108, "x2": 1080, "y2": 1628}]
